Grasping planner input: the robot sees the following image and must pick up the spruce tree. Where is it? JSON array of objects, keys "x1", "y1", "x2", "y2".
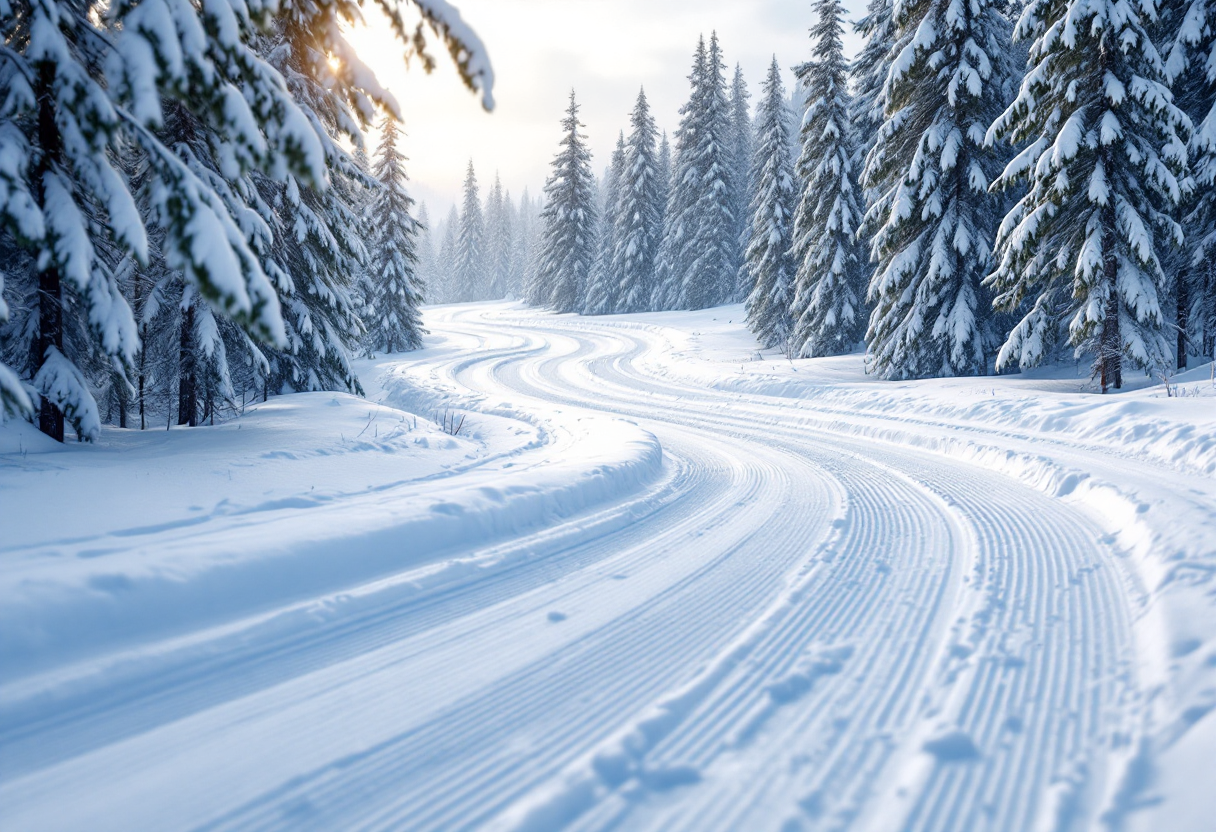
[
  {"x1": 654, "y1": 39, "x2": 708, "y2": 312},
  {"x1": 790, "y1": 0, "x2": 867, "y2": 358},
  {"x1": 585, "y1": 133, "x2": 627, "y2": 315},
  {"x1": 437, "y1": 206, "x2": 459, "y2": 304},
  {"x1": 1165, "y1": 0, "x2": 1216, "y2": 361},
  {"x1": 989, "y1": 0, "x2": 1188, "y2": 390},
  {"x1": 364, "y1": 116, "x2": 424, "y2": 354},
  {"x1": 454, "y1": 161, "x2": 485, "y2": 302},
  {"x1": 744, "y1": 58, "x2": 799, "y2": 351},
  {"x1": 684, "y1": 33, "x2": 738, "y2": 309},
  {"x1": 615, "y1": 89, "x2": 664, "y2": 313},
  {"x1": 535, "y1": 92, "x2": 598, "y2": 314},
  {"x1": 861, "y1": 0, "x2": 1015, "y2": 378},
  {"x1": 0, "y1": 0, "x2": 491, "y2": 440},
  {"x1": 729, "y1": 65, "x2": 754, "y2": 299},
  {"x1": 484, "y1": 174, "x2": 512, "y2": 300}
]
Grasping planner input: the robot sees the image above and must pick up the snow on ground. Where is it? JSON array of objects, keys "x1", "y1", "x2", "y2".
[{"x1": 1, "y1": 301, "x2": 1214, "y2": 832}]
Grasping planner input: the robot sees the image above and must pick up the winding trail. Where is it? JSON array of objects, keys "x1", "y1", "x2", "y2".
[{"x1": 1, "y1": 302, "x2": 1183, "y2": 832}]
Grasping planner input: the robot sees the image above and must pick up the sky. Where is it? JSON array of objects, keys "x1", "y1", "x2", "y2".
[{"x1": 347, "y1": 0, "x2": 869, "y2": 220}]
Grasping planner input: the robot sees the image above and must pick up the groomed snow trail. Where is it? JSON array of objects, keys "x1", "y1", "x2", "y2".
[{"x1": 3, "y1": 302, "x2": 1206, "y2": 832}]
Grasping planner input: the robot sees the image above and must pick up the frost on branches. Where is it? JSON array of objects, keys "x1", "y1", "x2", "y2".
[
  {"x1": 1165, "y1": 0, "x2": 1216, "y2": 361},
  {"x1": 988, "y1": 0, "x2": 1188, "y2": 391},
  {"x1": 364, "y1": 116, "x2": 425, "y2": 355},
  {"x1": 743, "y1": 58, "x2": 799, "y2": 352},
  {"x1": 792, "y1": 0, "x2": 867, "y2": 359},
  {"x1": 861, "y1": 0, "x2": 1015, "y2": 379},
  {"x1": 585, "y1": 133, "x2": 626, "y2": 316},
  {"x1": 614, "y1": 89, "x2": 665, "y2": 314},
  {"x1": 534, "y1": 92, "x2": 598, "y2": 314},
  {"x1": 0, "y1": 0, "x2": 494, "y2": 441}
]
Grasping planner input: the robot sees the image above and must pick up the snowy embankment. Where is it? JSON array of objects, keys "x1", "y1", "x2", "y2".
[
  {"x1": 2, "y1": 302, "x2": 1214, "y2": 832},
  {"x1": 0, "y1": 332, "x2": 663, "y2": 684}
]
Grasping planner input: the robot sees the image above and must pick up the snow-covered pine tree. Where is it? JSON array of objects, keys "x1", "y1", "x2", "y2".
[
  {"x1": 484, "y1": 174, "x2": 513, "y2": 300},
  {"x1": 535, "y1": 92, "x2": 598, "y2": 313},
  {"x1": 514, "y1": 189, "x2": 538, "y2": 299},
  {"x1": 363, "y1": 116, "x2": 424, "y2": 354},
  {"x1": 653, "y1": 39, "x2": 709, "y2": 312},
  {"x1": 614, "y1": 89, "x2": 664, "y2": 313},
  {"x1": 0, "y1": 0, "x2": 492, "y2": 440},
  {"x1": 790, "y1": 0, "x2": 867, "y2": 358},
  {"x1": 415, "y1": 202, "x2": 438, "y2": 299},
  {"x1": 453, "y1": 161, "x2": 486, "y2": 302},
  {"x1": 988, "y1": 0, "x2": 1188, "y2": 390},
  {"x1": 437, "y1": 206, "x2": 460, "y2": 304},
  {"x1": 255, "y1": 8, "x2": 371, "y2": 397},
  {"x1": 585, "y1": 132, "x2": 627, "y2": 315},
  {"x1": 744, "y1": 58, "x2": 799, "y2": 351},
  {"x1": 851, "y1": 0, "x2": 899, "y2": 177},
  {"x1": 683, "y1": 33, "x2": 738, "y2": 310},
  {"x1": 861, "y1": 0, "x2": 1016, "y2": 378},
  {"x1": 729, "y1": 65, "x2": 754, "y2": 299},
  {"x1": 1165, "y1": 0, "x2": 1216, "y2": 361}
]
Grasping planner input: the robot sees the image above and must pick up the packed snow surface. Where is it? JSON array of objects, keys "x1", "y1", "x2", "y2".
[{"x1": 2, "y1": 302, "x2": 1214, "y2": 832}]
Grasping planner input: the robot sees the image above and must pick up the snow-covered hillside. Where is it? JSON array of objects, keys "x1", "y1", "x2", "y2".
[{"x1": 1, "y1": 302, "x2": 1213, "y2": 832}]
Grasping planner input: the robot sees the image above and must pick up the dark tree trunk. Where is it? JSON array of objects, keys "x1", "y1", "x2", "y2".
[
  {"x1": 1176, "y1": 268, "x2": 1189, "y2": 371},
  {"x1": 178, "y1": 299, "x2": 198, "y2": 426},
  {"x1": 1099, "y1": 208, "x2": 1122, "y2": 393},
  {"x1": 32, "y1": 60, "x2": 65, "y2": 442}
]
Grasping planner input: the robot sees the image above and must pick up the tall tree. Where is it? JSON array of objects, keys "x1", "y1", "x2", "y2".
[
  {"x1": 729, "y1": 64, "x2": 754, "y2": 299},
  {"x1": 744, "y1": 58, "x2": 799, "y2": 351},
  {"x1": 364, "y1": 116, "x2": 424, "y2": 354},
  {"x1": 0, "y1": 0, "x2": 492, "y2": 441},
  {"x1": 453, "y1": 161, "x2": 485, "y2": 302},
  {"x1": 438, "y1": 205, "x2": 460, "y2": 304},
  {"x1": 615, "y1": 89, "x2": 664, "y2": 313},
  {"x1": 585, "y1": 133, "x2": 627, "y2": 315},
  {"x1": 484, "y1": 173, "x2": 512, "y2": 300},
  {"x1": 653, "y1": 39, "x2": 709, "y2": 312},
  {"x1": 535, "y1": 92, "x2": 599, "y2": 313},
  {"x1": 1165, "y1": 0, "x2": 1216, "y2": 362},
  {"x1": 684, "y1": 33, "x2": 738, "y2": 309},
  {"x1": 861, "y1": 0, "x2": 1015, "y2": 378},
  {"x1": 791, "y1": 0, "x2": 867, "y2": 358},
  {"x1": 988, "y1": 0, "x2": 1188, "y2": 390}
]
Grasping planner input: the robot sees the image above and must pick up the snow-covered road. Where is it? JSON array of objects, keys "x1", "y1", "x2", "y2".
[{"x1": 3, "y1": 303, "x2": 1214, "y2": 832}]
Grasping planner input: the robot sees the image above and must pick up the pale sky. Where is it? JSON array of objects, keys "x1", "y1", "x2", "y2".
[{"x1": 347, "y1": 1, "x2": 869, "y2": 218}]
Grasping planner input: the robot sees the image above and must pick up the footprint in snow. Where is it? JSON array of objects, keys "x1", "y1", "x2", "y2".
[
  {"x1": 923, "y1": 730, "x2": 980, "y2": 762},
  {"x1": 547, "y1": 611, "x2": 567, "y2": 622}
]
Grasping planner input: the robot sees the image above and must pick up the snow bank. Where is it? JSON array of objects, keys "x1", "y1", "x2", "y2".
[{"x1": 0, "y1": 377, "x2": 663, "y2": 680}]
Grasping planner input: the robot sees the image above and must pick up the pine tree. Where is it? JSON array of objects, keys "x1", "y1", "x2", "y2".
[
  {"x1": 535, "y1": 92, "x2": 599, "y2": 314},
  {"x1": 1165, "y1": 0, "x2": 1216, "y2": 361},
  {"x1": 729, "y1": 65, "x2": 754, "y2": 299},
  {"x1": 861, "y1": 0, "x2": 1016, "y2": 378},
  {"x1": 484, "y1": 174, "x2": 515, "y2": 300},
  {"x1": 453, "y1": 161, "x2": 485, "y2": 302},
  {"x1": 0, "y1": 0, "x2": 492, "y2": 440},
  {"x1": 684, "y1": 33, "x2": 738, "y2": 309},
  {"x1": 615, "y1": 89, "x2": 664, "y2": 313},
  {"x1": 585, "y1": 133, "x2": 627, "y2": 315},
  {"x1": 654, "y1": 39, "x2": 708, "y2": 312},
  {"x1": 437, "y1": 206, "x2": 458, "y2": 304},
  {"x1": 415, "y1": 202, "x2": 438, "y2": 299},
  {"x1": 363, "y1": 116, "x2": 424, "y2": 354},
  {"x1": 515, "y1": 189, "x2": 539, "y2": 299},
  {"x1": 255, "y1": 11, "x2": 370, "y2": 397},
  {"x1": 744, "y1": 58, "x2": 799, "y2": 351},
  {"x1": 989, "y1": 0, "x2": 1188, "y2": 390},
  {"x1": 790, "y1": 1, "x2": 867, "y2": 358}
]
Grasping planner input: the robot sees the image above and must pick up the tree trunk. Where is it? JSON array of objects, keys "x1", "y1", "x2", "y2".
[
  {"x1": 1176, "y1": 267, "x2": 1189, "y2": 371},
  {"x1": 32, "y1": 60, "x2": 64, "y2": 442},
  {"x1": 178, "y1": 299, "x2": 197, "y2": 426}
]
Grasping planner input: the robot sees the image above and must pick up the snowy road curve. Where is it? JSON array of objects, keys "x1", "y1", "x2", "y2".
[{"x1": 3, "y1": 303, "x2": 1212, "y2": 832}]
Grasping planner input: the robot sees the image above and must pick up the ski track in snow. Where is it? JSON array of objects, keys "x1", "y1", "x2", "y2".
[{"x1": 1, "y1": 302, "x2": 1213, "y2": 832}]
